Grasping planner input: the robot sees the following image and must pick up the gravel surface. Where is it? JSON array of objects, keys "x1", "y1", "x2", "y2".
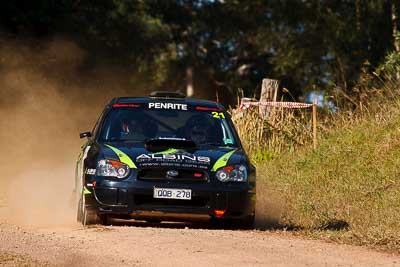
[{"x1": 0, "y1": 220, "x2": 399, "y2": 267}]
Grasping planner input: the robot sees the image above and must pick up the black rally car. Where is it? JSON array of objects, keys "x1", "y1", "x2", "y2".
[{"x1": 75, "y1": 92, "x2": 256, "y2": 227}]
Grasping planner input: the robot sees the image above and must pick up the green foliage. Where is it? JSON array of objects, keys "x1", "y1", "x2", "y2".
[
  {"x1": 377, "y1": 51, "x2": 400, "y2": 76},
  {"x1": 0, "y1": 0, "x2": 398, "y2": 99}
]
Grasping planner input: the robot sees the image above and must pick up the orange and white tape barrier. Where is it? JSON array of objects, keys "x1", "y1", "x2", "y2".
[{"x1": 239, "y1": 101, "x2": 314, "y2": 110}]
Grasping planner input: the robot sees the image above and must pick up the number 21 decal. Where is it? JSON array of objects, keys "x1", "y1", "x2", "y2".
[{"x1": 211, "y1": 111, "x2": 225, "y2": 119}]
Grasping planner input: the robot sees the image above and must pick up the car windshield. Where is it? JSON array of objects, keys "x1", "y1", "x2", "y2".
[{"x1": 98, "y1": 104, "x2": 238, "y2": 147}]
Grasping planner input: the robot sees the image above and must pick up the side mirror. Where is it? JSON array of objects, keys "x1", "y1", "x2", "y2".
[{"x1": 80, "y1": 131, "x2": 92, "y2": 139}]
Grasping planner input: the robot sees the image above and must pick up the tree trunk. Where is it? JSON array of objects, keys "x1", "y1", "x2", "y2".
[
  {"x1": 355, "y1": 0, "x2": 361, "y2": 32},
  {"x1": 186, "y1": 66, "x2": 194, "y2": 97},
  {"x1": 391, "y1": 1, "x2": 400, "y2": 80},
  {"x1": 392, "y1": 1, "x2": 400, "y2": 53}
]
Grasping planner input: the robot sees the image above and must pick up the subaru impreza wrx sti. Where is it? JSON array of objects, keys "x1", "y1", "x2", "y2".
[{"x1": 75, "y1": 92, "x2": 256, "y2": 227}]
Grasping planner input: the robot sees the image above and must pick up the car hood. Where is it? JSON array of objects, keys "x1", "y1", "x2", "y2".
[{"x1": 99, "y1": 142, "x2": 245, "y2": 171}]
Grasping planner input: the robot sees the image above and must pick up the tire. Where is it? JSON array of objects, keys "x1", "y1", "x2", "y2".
[
  {"x1": 145, "y1": 218, "x2": 161, "y2": 224},
  {"x1": 238, "y1": 215, "x2": 255, "y2": 230},
  {"x1": 77, "y1": 193, "x2": 98, "y2": 226},
  {"x1": 82, "y1": 209, "x2": 99, "y2": 226},
  {"x1": 210, "y1": 215, "x2": 255, "y2": 230},
  {"x1": 98, "y1": 214, "x2": 110, "y2": 225},
  {"x1": 77, "y1": 196, "x2": 83, "y2": 223},
  {"x1": 209, "y1": 218, "x2": 227, "y2": 229}
]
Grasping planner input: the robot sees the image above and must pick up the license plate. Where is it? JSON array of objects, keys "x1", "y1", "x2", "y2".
[{"x1": 153, "y1": 187, "x2": 192, "y2": 200}]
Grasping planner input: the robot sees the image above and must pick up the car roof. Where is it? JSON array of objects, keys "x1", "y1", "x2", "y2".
[{"x1": 109, "y1": 96, "x2": 226, "y2": 110}]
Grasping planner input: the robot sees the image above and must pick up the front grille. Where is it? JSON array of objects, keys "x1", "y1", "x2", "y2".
[
  {"x1": 137, "y1": 168, "x2": 208, "y2": 182},
  {"x1": 134, "y1": 194, "x2": 209, "y2": 207}
]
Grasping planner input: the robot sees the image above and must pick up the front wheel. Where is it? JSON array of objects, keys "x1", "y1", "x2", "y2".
[
  {"x1": 210, "y1": 214, "x2": 255, "y2": 230},
  {"x1": 238, "y1": 215, "x2": 255, "y2": 230},
  {"x1": 77, "y1": 193, "x2": 99, "y2": 226}
]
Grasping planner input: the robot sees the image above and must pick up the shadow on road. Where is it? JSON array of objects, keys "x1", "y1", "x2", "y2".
[
  {"x1": 86, "y1": 217, "x2": 304, "y2": 232},
  {"x1": 89, "y1": 216, "x2": 349, "y2": 233}
]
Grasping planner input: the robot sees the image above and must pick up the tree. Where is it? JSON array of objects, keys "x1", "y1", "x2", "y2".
[{"x1": 0, "y1": 0, "x2": 397, "y2": 102}]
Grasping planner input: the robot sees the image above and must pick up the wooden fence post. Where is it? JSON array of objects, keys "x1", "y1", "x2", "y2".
[
  {"x1": 259, "y1": 78, "x2": 279, "y2": 118},
  {"x1": 312, "y1": 102, "x2": 317, "y2": 149}
]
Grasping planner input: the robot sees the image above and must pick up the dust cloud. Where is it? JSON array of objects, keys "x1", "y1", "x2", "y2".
[
  {"x1": 255, "y1": 182, "x2": 285, "y2": 229},
  {"x1": 0, "y1": 37, "x2": 281, "y2": 228},
  {"x1": 0, "y1": 37, "x2": 145, "y2": 226}
]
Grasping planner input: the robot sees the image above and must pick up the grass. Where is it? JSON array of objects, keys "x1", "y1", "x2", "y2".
[
  {"x1": 231, "y1": 105, "x2": 314, "y2": 163},
  {"x1": 256, "y1": 108, "x2": 400, "y2": 251}
]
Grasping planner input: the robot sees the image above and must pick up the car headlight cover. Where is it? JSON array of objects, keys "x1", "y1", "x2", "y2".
[
  {"x1": 215, "y1": 164, "x2": 247, "y2": 182},
  {"x1": 97, "y1": 159, "x2": 130, "y2": 179}
]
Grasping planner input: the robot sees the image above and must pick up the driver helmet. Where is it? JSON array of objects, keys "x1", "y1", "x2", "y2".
[
  {"x1": 120, "y1": 115, "x2": 144, "y2": 139},
  {"x1": 184, "y1": 115, "x2": 212, "y2": 144}
]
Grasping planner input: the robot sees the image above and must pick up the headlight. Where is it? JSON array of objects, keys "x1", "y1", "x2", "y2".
[
  {"x1": 215, "y1": 164, "x2": 247, "y2": 182},
  {"x1": 97, "y1": 159, "x2": 130, "y2": 179}
]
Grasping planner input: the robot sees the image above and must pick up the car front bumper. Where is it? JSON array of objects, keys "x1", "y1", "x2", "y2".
[{"x1": 84, "y1": 177, "x2": 256, "y2": 221}]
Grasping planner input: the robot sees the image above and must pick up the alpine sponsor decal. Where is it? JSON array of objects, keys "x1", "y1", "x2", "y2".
[
  {"x1": 136, "y1": 152, "x2": 210, "y2": 169},
  {"x1": 148, "y1": 102, "x2": 188, "y2": 110},
  {"x1": 137, "y1": 154, "x2": 210, "y2": 163}
]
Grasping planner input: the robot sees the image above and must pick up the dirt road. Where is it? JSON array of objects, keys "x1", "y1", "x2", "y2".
[{"x1": 0, "y1": 219, "x2": 399, "y2": 267}]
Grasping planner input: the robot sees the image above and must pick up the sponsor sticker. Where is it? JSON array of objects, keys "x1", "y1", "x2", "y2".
[
  {"x1": 137, "y1": 153, "x2": 210, "y2": 164},
  {"x1": 137, "y1": 152, "x2": 211, "y2": 169},
  {"x1": 211, "y1": 111, "x2": 225, "y2": 119},
  {"x1": 224, "y1": 138, "x2": 234, "y2": 144},
  {"x1": 85, "y1": 168, "x2": 96, "y2": 175},
  {"x1": 148, "y1": 102, "x2": 188, "y2": 110}
]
